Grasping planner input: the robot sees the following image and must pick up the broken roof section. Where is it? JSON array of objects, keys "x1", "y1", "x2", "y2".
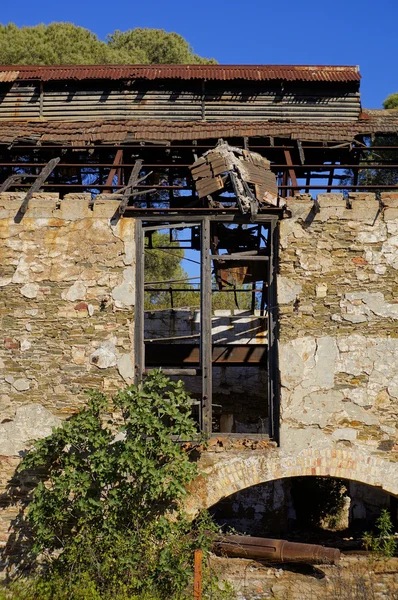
[
  {"x1": 0, "y1": 110, "x2": 397, "y2": 145},
  {"x1": 0, "y1": 64, "x2": 361, "y2": 82},
  {"x1": 191, "y1": 140, "x2": 279, "y2": 218}
]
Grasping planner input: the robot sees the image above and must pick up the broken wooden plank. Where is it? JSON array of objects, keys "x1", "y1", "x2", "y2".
[
  {"x1": 196, "y1": 176, "x2": 224, "y2": 198},
  {"x1": 191, "y1": 164, "x2": 213, "y2": 180}
]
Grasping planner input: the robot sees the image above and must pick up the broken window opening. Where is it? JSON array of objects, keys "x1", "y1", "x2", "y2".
[{"x1": 135, "y1": 214, "x2": 279, "y2": 441}]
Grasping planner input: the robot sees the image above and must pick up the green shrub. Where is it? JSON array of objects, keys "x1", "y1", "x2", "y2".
[
  {"x1": 9, "y1": 371, "x2": 234, "y2": 599},
  {"x1": 363, "y1": 509, "x2": 397, "y2": 560}
]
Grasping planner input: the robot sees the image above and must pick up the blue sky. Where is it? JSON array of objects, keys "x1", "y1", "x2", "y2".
[{"x1": 1, "y1": 0, "x2": 397, "y2": 108}]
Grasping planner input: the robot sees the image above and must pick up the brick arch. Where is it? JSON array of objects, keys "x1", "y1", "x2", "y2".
[{"x1": 185, "y1": 447, "x2": 398, "y2": 516}]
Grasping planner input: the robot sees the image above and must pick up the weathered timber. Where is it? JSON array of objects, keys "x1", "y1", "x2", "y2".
[{"x1": 190, "y1": 140, "x2": 280, "y2": 218}]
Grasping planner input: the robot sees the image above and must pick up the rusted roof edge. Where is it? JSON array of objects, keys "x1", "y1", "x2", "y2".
[{"x1": 0, "y1": 64, "x2": 361, "y2": 83}]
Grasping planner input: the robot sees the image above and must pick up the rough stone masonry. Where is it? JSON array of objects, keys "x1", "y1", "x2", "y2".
[
  {"x1": 0, "y1": 191, "x2": 398, "y2": 559},
  {"x1": 278, "y1": 192, "x2": 398, "y2": 455},
  {"x1": 186, "y1": 192, "x2": 398, "y2": 514},
  {"x1": 0, "y1": 193, "x2": 135, "y2": 559}
]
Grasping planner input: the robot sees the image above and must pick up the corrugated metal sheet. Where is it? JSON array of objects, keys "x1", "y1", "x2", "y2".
[
  {"x1": 0, "y1": 64, "x2": 361, "y2": 82},
  {"x1": 0, "y1": 110, "x2": 396, "y2": 145},
  {"x1": 0, "y1": 70, "x2": 19, "y2": 82}
]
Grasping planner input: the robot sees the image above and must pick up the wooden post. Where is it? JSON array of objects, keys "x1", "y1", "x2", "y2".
[{"x1": 193, "y1": 549, "x2": 203, "y2": 600}]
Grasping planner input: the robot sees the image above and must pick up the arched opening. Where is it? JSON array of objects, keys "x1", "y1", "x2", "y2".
[{"x1": 209, "y1": 476, "x2": 398, "y2": 549}]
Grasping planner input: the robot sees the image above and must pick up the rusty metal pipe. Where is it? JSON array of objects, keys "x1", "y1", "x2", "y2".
[{"x1": 213, "y1": 535, "x2": 340, "y2": 564}]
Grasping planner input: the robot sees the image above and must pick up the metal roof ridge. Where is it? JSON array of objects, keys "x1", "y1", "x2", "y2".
[{"x1": 0, "y1": 63, "x2": 360, "y2": 72}]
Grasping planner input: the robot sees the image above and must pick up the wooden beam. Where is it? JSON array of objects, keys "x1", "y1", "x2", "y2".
[
  {"x1": 104, "y1": 149, "x2": 123, "y2": 192},
  {"x1": 283, "y1": 150, "x2": 298, "y2": 197}
]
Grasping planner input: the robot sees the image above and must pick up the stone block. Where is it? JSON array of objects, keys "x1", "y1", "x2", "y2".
[
  {"x1": 277, "y1": 276, "x2": 302, "y2": 304},
  {"x1": 25, "y1": 196, "x2": 59, "y2": 218},
  {"x1": 58, "y1": 194, "x2": 91, "y2": 220},
  {"x1": 0, "y1": 196, "x2": 24, "y2": 218},
  {"x1": 92, "y1": 196, "x2": 121, "y2": 218},
  {"x1": 317, "y1": 193, "x2": 345, "y2": 208},
  {"x1": 346, "y1": 197, "x2": 379, "y2": 222},
  {"x1": 383, "y1": 208, "x2": 398, "y2": 221},
  {"x1": 289, "y1": 193, "x2": 313, "y2": 203},
  {"x1": 315, "y1": 194, "x2": 346, "y2": 221},
  {"x1": 381, "y1": 192, "x2": 398, "y2": 208},
  {"x1": 283, "y1": 198, "x2": 314, "y2": 224}
]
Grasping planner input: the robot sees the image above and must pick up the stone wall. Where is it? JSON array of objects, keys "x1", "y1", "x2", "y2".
[
  {"x1": 278, "y1": 192, "x2": 398, "y2": 459},
  {"x1": 0, "y1": 192, "x2": 135, "y2": 555},
  {"x1": 187, "y1": 192, "x2": 398, "y2": 516},
  {"x1": 1, "y1": 190, "x2": 398, "y2": 561}
]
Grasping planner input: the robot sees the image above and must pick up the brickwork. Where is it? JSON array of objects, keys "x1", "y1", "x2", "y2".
[{"x1": 185, "y1": 446, "x2": 398, "y2": 516}]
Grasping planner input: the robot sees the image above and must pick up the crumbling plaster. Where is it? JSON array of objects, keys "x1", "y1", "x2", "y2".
[{"x1": 278, "y1": 192, "x2": 398, "y2": 457}]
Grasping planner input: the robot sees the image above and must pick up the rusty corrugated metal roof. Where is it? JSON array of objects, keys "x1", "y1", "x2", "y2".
[
  {"x1": 0, "y1": 70, "x2": 19, "y2": 82},
  {"x1": 0, "y1": 110, "x2": 396, "y2": 145},
  {"x1": 0, "y1": 64, "x2": 361, "y2": 82}
]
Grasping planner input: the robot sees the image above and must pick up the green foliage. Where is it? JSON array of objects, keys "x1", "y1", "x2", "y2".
[
  {"x1": 144, "y1": 231, "x2": 251, "y2": 311},
  {"x1": 343, "y1": 92, "x2": 398, "y2": 191},
  {"x1": 13, "y1": 371, "x2": 231, "y2": 599},
  {"x1": 0, "y1": 23, "x2": 216, "y2": 65},
  {"x1": 0, "y1": 23, "x2": 123, "y2": 65},
  {"x1": 108, "y1": 29, "x2": 216, "y2": 65},
  {"x1": 383, "y1": 93, "x2": 398, "y2": 109},
  {"x1": 144, "y1": 231, "x2": 191, "y2": 310},
  {"x1": 348, "y1": 134, "x2": 398, "y2": 190},
  {"x1": 363, "y1": 509, "x2": 397, "y2": 560}
]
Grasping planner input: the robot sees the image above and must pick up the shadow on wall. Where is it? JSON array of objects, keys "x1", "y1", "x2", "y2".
[
  {"x1": 0, "y1": 463, "x2": 39, "y2": 578},
  {"x1": 209, "y1": 476, "x2": 397, "y2": 547}
]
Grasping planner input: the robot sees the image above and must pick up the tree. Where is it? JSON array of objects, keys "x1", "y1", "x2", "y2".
[
  {"x1": 108, "y1": 28, "x2": 216, "y2": 65},
  {"x1": 343, "y1": 92, "x2": 398, "y2": 190},
  {"x1": 0, "y1": 22, "x2": 216, "y2": 65},
  {"x1": 0, "y1": 23, "x2": 124, "y2": 65},
  {"x1": 10, "y1": 371, "x2": 231, "y2": 599},
  {"x1": 383, "y1": 93, "x2": 398, "y2": 109},
  {"x1": 144, "y1": 231, "x2": 252, "y2": 312},
  {"x1": 144, "y1": 231, "x2": 200, "y2": 311}
]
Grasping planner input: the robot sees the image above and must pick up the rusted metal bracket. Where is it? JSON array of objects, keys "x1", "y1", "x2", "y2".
[{"x1": 0, "y1": 157, "x2": 60, "y2": 214}]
